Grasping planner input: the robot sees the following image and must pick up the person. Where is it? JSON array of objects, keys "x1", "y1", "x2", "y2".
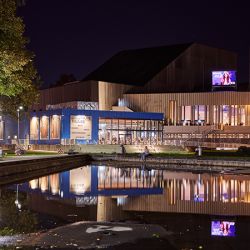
[
  {"x1": 141, "y1": 146, "x2": 149, "y2": 161},
  {"x1": 221, "y1": 71, "x2": 231, "y2": 85},
  {"x1": 120, "y1": 144, "x2": 126, "y2": 156}
]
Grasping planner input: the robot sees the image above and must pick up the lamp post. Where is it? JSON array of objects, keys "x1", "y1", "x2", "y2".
[{"x1": 17, "y1": 106, "x2": 23, "y2": 144}]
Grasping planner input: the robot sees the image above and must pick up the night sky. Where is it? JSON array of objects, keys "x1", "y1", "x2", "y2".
[{"x1": 18, "y1": 0, "x2": 250, "y2": 88}]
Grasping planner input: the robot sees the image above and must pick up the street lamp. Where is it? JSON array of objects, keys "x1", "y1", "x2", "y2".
[{"x1": 17, "y1": 106, "x2": 23, "y2": 144}]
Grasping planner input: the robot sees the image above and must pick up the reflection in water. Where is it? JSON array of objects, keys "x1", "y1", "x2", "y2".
[
  {"x1": 7, "y1": 165, "x2": 250, "y2": 220},
  {"x1": 70, "y1": 167, "x2": 91, "y2": 194},
  {"x1": 3, "y1": 165, "x2": 250, "y2": 250}
]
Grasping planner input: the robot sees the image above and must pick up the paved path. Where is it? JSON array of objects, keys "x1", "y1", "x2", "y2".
[
  {"x1": 0, "y1": 154, "x2": 66, "y2": 163},
  {"x1": 15, "y1": 222, "x2": 168, "y2": 249}
]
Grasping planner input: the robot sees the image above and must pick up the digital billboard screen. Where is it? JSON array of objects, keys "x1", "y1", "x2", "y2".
[
  {"x1": 212, "y1": 71, "x2": 236, "y2": 88},
  {"x1": 211, "y1": 220, "x2": 236, "y2": 237}
]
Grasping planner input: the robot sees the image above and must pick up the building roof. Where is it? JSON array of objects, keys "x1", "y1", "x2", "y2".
[{"x1": 83, "y1": 43, "x2": 193, "y2": 85}]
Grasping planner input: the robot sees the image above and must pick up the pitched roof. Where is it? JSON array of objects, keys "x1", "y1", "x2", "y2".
[{"x1": 83, "y1": 43, "x2": 193, "y2": 85}]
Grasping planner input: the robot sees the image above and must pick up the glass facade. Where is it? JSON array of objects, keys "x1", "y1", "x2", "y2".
[
  {"x1": 98, "y1": 118, "x2": 163, "y2": 145},
  {"x1": 180, "y1": 104, "x2": 247, "y2": 126}
]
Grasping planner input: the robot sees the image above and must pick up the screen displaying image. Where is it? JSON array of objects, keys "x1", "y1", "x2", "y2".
[
  {"x1": 211, "y1": 220, "x2": 235, "y2": 237},
  {"x1": 212, "y1": 71, "x2": 236, "y2": 87}
]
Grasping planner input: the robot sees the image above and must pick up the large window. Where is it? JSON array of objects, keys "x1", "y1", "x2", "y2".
[
  {"x1": 40, "y1": 116, "x2": 49, "y2": 140},
  {"x1": 222, "y1": 105, "x2": 230, "y2": 125},
  {"x1": 98, "y1": 118, "x2": 163, "y2": 145},
  {"x1": 30, "y1": 117, "x2": 39, "y2": 140},
  {"x1": 195, "y1": 105, "x2": 205, "y2": 121},
  {"x1": 50, "y1": 115, "x2": 61, "y2": 139},
  {"x1": 231, "y1": 105, "x2": 237, "y2": 126},
  {"x1": 181, "y1": 106, "x2": 191, "y2": 122}
]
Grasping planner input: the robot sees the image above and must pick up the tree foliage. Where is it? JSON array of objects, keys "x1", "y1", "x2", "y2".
[{"x1": 0, "y1": 0, "x2": 39, "y2": 116}]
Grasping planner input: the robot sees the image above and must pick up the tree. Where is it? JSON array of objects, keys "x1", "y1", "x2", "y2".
[{"x1": 0, "y1": 0, "x2": 39, "y2": 116}]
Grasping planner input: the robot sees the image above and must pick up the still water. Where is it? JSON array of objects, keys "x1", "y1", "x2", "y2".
[{"x1": 1, "y1": 164, "x2": 250, "y2": 249}]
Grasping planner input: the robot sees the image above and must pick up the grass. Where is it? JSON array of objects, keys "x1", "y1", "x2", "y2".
[
  {"x1": 3, "y1": 150, "x2": 58, "y2": 157},
  {"x1": 114, "y1": 150, "x2": 250, "y2": 160}
]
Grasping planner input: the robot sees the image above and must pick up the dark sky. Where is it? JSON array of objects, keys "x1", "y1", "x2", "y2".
[{"x1": 18, "y1": 0, "x2": 250, "y2": 87}]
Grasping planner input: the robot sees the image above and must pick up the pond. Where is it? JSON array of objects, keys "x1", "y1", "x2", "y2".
[{"x1": 1, "y1": 164, "x2": 250, "y2": 249}]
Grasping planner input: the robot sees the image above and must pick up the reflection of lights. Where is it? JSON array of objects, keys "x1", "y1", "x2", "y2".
[
  {"x1": 60, "y1": 191, "x2": 64, "y2": 198},
  {"x1": 15, "y1": 184, "x2": 22, "y2": 210},
  {"x1": 117, "y1": 196, "x2": 128, "y2": 206},
  {"x1": 29, "y1": 179, "x2": 38, "y2": 189},
  {"x1": 99, "y1": 166, "x2": 106, "y2": 172}
]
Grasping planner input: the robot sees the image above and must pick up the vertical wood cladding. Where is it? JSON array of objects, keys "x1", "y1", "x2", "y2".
[
  {"x1": 97, "y1": 44, "x2": 237, "y2": 110},
  {"x1": 128, "y1": 43, "x2": 237, "y2": 93},
  {"x1": 98, "y1": 81, "x2": 133, "y2": 110},
  {"x1": 34, "y1": 81, "x2": 98, "y2": 110},
  {"x1": 123, "y1": 92, "x2": 250, "y2": 125}
]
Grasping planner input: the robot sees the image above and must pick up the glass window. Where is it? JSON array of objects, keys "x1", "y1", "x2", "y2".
[
  {"x1": 40, "y1": 116, "x2": 49, "y2": 140},
  {"x1": 222, "y1": 105, "x2": 230, "y2": 125},
  {"x1": 231, "y1": 105, "x2": 237, "y2": 126},
  {"x1": 240, "y1": 106, "x2": 245, "y2": 125},
  {"x1": 50, "y1": 115, "x2": 61, "y2": 139},
  {"x1": 184, "y1": 106, "x2": 192, "y2": 121},
  {"x1": 30, "y1": 117, "x2": 39, "y2": 140}
]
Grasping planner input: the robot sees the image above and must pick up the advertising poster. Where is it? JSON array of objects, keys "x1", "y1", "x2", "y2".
[
  {"x1": 30, "y1": 117, "x2": 39, "y2": 140},
  {"x1": 70, "y1": 115, "x2": 92, "y2": 140},
  {"x1": 40, "y1": 116, "x2": 49, "y2": 139},
  {"x1": 50, "y1": 115, "x2": 61, "y2": 139},
  {"x1": 212, "y1": 71, "x2": 236, "y2": 87}
]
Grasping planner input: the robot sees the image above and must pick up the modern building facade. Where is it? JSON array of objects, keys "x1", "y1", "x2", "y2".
[
  {"x1": 1, "y1": 42, "x2": 250, "y2": 147},
  {"x1": 29, "y1": 109, "x2": 163, "y2": 145}
]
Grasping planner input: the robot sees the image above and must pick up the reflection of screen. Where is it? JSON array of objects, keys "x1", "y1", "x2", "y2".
[
  {"x1": 212, "y1": 71, "x2": 236, "y2": 87},
  {"x1": 211, "y1": 220, "x2": 235, "y2": 237}
]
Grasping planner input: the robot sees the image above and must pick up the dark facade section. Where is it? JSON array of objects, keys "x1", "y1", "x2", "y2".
[
  {"x1": 84, "y1": 43, "x2": 192, "y2": 86},
  {"x1": 128, "y1": 43, "x2": 237, "y2": 93}
]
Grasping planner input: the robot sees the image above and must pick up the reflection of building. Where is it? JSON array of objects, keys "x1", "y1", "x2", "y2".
[
  {"x1": 123, "y1": 171, "x2": 250, "y2": 216},
  {"x1": 18, "y1": 166, "x2": 250, "y2": 216},
  {"x1": 24, "y1": 166, "x2": 163, "y2": 200}
]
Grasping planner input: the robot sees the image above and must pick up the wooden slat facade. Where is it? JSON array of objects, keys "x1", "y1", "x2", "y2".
[
  {"x1": 128, "y1": 43, "x2": 237, "y2": 94},
  {"x1": 34, "y1": 80, "x2": 98, "y2": 110},
  {"x1": 123, "y1": 92, "x2": 250, "y2": 125},
  {"x1": 98, "y1": 81, "x2": 133, "y2": 110}
]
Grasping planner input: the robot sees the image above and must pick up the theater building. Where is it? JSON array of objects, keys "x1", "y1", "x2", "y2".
[{"x1": 1, "y1": 42, "x2": 250, "y2": 147}]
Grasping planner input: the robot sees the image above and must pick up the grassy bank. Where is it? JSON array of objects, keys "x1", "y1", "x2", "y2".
[{"x1": 3, "y1": 150, "x2": 58, "y2": 157}]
